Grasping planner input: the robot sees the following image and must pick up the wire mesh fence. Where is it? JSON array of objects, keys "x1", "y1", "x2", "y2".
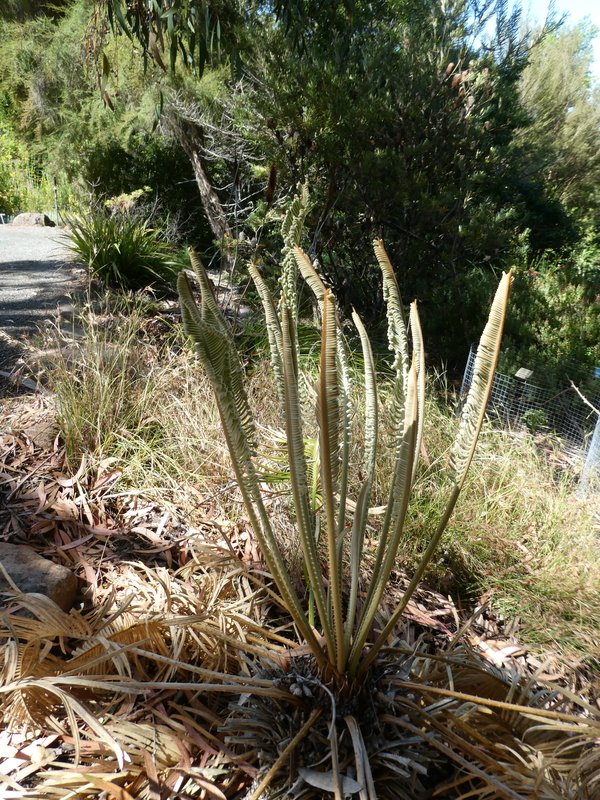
[{"x1": 459, "y1": 345, "x2": 600, "y2": 485}]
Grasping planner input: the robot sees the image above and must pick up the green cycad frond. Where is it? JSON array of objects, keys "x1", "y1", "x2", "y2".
[
  {"x1": 374, "y1": 239, "x2": 409, "y2": 380},
  {"x1": 188, "y1": 248, "x2": 228, "y2": 335},
  {"x1": 249, "y1": 249, "x2": 341, "y2": 661},
  {"x1": 318, "y1": 290, "x2": 345, "y2": 667},
  {"x1": 350, "y1": 360, "x2": 418, "y2": 673},
  {"x1": 450, "y1": 271, "x2": 513, "y2": 489},
  {"x1": 185, "y1": 250, "x2": 258, "y2": 456},
  {"x1": 334, "y1": 322, "x2": 353, "y2": 538},
  {"x1": 357, "y1": 272, "x2": 513, "y2": 676},
  {"x1": 375, "y1": 239, "x2": 411, "y2": 448},
  {"x1": 357, "y1": 303, "x2": 422, "y2": 629},
  {"x1": 178, "y1": 271, "x2": 257, "y2": 463},
  {"x1": 293, "y1": 245, "x2": 352, "y2": 540},
  {"x1": 318, "y1": 291, "x2": 341, "y2": 493},
  {"x1": 409, "y1": 302, "x2": 425, "y2": 486},
  {"x1": 281, "y1": 182, "x2": 310, "y2": 247},
  {"x1": 178, "y1": 265, "x2": 325, "y2": 665},
  {"x1": 248, "y1": 262, "x2": 285, "y2": 407},
  {"x1": 345, "y1": 310, "x2": 379, "y2": 650},
  {"x1": 357, "y1": 317, "x2": 379, "y2": 484},
  {"x1": 280, "y1": 300, "x2": 335, "y2": 662}
]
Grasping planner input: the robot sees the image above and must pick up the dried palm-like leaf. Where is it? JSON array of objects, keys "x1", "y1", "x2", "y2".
[
  {"x1": 0, "y1": 549, "x2": 280, "y2": 799},
  {"x1": 377, "y1": 643, "x2": 600, "y2": 800}
]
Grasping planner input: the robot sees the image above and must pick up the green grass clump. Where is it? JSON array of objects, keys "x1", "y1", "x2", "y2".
[
  {"x1": 46, "y1": 294, "x2": 236, "y2": 505},
  {"x1": 63, "y1": 210, "x2": 177, "y2": 292},
  {"x1": 399, "y1": 385, "x2": 600, "y2": 659}
]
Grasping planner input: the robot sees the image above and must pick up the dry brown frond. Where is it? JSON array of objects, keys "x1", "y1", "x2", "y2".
[{"x1": 0, "y1": 546, "x2": 277, "y2": 799}]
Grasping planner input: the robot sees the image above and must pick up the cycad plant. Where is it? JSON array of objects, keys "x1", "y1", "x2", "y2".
[{"x1": 177, "y1": 192, "x2": 599, "y2": 798}]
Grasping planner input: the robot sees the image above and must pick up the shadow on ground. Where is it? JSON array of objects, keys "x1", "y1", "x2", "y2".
[{"x1": 0, "y1": 228, "x2": 81, "y2": 396}]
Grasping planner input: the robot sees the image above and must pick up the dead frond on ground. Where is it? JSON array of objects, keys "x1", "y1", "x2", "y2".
[{"x1": 0, "y1": 413, "x2": 275, "y2": 797}]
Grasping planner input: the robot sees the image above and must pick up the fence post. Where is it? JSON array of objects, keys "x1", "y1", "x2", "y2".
[{"x1": 579, "y1": 411, "x2": 600, "y2": 496}]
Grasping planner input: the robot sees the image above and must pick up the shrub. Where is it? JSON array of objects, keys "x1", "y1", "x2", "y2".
[{"x1": 82, "y1": 133, "x2": 213, "y2": 247}]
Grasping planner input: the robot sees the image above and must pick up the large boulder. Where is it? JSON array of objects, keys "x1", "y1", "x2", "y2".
[
  {"x1": 0, "y1": 543, "x2": 78, "y2": 612},
  {"x1": 11, "y1": 212, "x2": 56, "y2": 228}
]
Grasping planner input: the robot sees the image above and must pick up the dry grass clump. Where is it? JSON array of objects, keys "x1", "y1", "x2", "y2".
[
  {"x1": 39, "y1": 297, "x2": 239, "y2": 508},
  {"x1": 390, "y1": 387, "x2": 600, "y2": 658}
]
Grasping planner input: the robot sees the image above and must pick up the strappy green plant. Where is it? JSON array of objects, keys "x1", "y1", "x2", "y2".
[{"x1": 178, "y1": 222, "x2": 511, "y2": 684}]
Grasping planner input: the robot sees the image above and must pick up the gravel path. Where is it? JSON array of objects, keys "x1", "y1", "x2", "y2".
[{"x1": 0, "y1": 225, "x2": 80, "y2": 379}]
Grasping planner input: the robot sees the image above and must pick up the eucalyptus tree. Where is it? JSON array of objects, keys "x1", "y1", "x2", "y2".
[{"x1": 92, "y1": 1, "x2": 544, "y2": 320}]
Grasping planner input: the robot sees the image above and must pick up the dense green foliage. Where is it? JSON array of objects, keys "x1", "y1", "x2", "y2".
[
  {"x1": 0, "y1": 0, "x2": 211, "y2": 241},
  {"x1": 517, "y1": 22, "x2": 600, "y2": 220},
  {"x1": 1, "y1": 0, "x2": 600, "y2": 368},
  {"x1": 244, "y1": 2, "x2": 545, "y2": 351}
]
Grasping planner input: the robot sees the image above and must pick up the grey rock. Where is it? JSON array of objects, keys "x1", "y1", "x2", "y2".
[
  {"x1": 0, "y1": 543, "x2": 78, "y2": 611},
  {"x1": 11, "y1": 213, "x2": 56, "y2": 228},
  {"x1": 23, "y1": 419, "x2": 59, "y2": 449}
]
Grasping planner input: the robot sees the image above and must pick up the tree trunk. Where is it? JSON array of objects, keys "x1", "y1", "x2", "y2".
[{"x1": 175, "y1": 119, "x2": 233, "y2": 270}]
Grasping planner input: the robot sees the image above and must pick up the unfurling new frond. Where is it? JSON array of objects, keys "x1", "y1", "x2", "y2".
[{"x1": 280, "y1": 183, "x2": 311, "y2": 323}]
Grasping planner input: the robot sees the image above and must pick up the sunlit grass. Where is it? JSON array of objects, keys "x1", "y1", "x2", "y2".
[{"x1": 398, "y1": 384, "x2": 600, "y2": 658}]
